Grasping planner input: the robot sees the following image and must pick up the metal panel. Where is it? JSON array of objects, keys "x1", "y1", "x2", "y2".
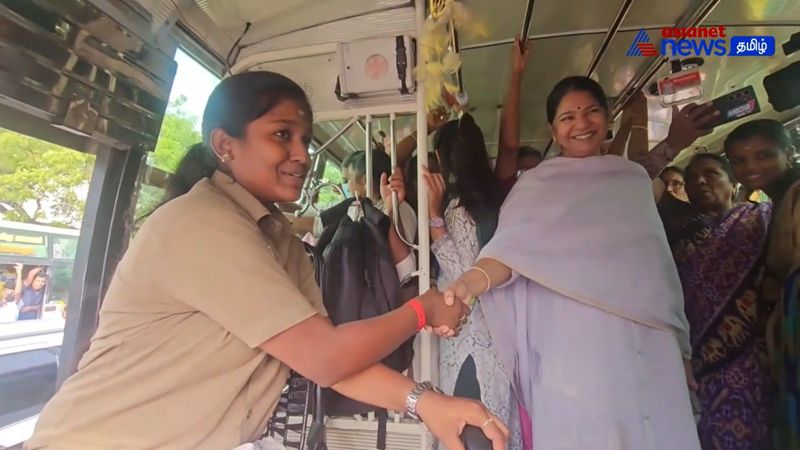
[
  {"x1": 58, "y1": 145, "x2": 146, "y2": 385},
  {"x1": 526, "y1": 0, "x2": 621, "y2": 36},
  {"x1": 0, "y1": 0, "x2": 177, "y2": 151},
  {"x1": 238, "y1": 7, "x2": 416, "y2": 58},
  {"x1": 621, "y1": 0, "x2": 701, "y2": 28},
  {"x1": 462, "y1": 34, "x2": 607, "y2": 144},
  {"x1": 251, "y1": 52, "x2": 342, "y2": 114},
  {"x1": 705, "y1": 0, "x2": 800, "y2": 25},
  {"x1": 593, "y1": 29, "x2": 660, "y2": 98}
]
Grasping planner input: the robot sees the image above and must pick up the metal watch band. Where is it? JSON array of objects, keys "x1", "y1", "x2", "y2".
[{"x1": 405, "y1": 381, "x2": 442, "y2": 421}]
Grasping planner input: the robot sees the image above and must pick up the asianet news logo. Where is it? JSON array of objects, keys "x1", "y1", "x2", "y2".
[{"x1": 627, "y1": 27, "x2": 776, "y2": 57}]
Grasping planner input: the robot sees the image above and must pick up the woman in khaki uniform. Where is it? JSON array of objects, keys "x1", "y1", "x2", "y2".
[{"x1": 25, "y1": 72, "x2": 508, "y2": 450}]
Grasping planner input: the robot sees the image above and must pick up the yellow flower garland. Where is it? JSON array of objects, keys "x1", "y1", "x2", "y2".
[{"x1": 415, "y1": 0, "x2": 489, "y2": 112}]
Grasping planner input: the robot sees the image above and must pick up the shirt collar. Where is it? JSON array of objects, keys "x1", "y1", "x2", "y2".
[{"x1": 210, "y1": 170, "x2": 272, "y2": 223}]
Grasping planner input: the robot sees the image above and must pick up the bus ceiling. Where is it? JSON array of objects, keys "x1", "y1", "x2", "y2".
[{"x1": 0, "y1": 0, "x2": 798, "y2": 158}]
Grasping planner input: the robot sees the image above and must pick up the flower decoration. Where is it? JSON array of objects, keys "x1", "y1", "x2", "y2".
[{"x1": 416, "y1": 0, "x2": 488, "y2": 112}]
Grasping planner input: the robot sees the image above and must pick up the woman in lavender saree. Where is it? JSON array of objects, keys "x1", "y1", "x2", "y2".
[
  {"x1": 666, "y1": 154, "x2": 773, "y2": 449},
  {"x1": 438, "y1": 77, "x2": 701, "y2": 450}
]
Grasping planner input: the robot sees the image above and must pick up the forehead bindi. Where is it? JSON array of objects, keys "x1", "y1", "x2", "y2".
[{"x1": 558, "y1": 93, "x2": 600, "y2": 116}]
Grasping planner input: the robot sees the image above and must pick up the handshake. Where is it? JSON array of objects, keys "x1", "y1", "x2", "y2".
[{"x1": 414, "y1": 278, "x2": 475, "y2": 338}]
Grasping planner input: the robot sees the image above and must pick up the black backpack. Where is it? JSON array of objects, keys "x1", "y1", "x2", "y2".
[{"x1": 307, "y1": 197, "x2": 415, "y2": 449}]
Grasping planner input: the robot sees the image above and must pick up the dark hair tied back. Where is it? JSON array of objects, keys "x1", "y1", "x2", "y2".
[{"x1": 161, "y1": 71, "x2": 312, "y2": 205}]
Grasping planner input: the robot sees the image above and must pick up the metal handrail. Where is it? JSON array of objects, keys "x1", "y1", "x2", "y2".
[{"x1": 389, "y1": 112, "x2": 417, "y2": 249}]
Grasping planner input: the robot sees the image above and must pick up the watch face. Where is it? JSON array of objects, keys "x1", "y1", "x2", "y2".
[{"x1": 430, "y1": 217, "x2": 445, "y2": 228}]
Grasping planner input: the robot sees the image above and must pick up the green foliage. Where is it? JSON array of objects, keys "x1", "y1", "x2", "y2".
[
  {"x1": 0, "y1": 131, "x2": 94, "y2": 226},
  {"x1": 315, "y1": 160, "x2": 345, "y2": 209},
  {"x1": 0, "y1": 96, "x2": 199, "y2": 227},
  {"x1": 149, "y1": 95, "x2": 202, "y2": 173},
  {"x1": 134, "y1": 184, "x2": 167, "y2": 222}
]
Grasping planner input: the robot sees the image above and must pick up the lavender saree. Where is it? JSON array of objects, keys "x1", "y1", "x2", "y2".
[{"x1": 477, "y1": 155, "x2": 700, "y2": 450}]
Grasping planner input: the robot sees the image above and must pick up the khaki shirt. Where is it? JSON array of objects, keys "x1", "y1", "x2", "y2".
[{"x1": 26, "y1": 171, "x2": 326, "y2": 450}]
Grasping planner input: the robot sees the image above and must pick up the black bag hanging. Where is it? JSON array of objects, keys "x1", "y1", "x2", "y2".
[{"x1": 310, "y1": 197, "x2": 415, "y2": 449}]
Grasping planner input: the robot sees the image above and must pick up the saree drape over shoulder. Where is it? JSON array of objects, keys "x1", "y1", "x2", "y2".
[
  {"x1": 668, "y1": 201, "x2": 774, "y2": 449},
  {"x1": 478, "y1": 155, "x2": 699, "y2": 450}
]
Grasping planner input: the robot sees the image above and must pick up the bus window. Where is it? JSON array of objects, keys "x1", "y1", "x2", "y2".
[
  {"x1": 132, "y1": 48, "x2": 220, "y2": 229},
  {"x1": 313, "y1": 158, "x2": 346, "y2": 211},
  {"x1": 0, "y1": 128, "x2": 94, "y2": 442},
  {"x1": 0, "y1": 129, "x2": 93, "y2": 323}
]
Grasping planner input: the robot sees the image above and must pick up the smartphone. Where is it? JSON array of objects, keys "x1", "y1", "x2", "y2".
[
  {"x1": 710, "y1": 85, "x2": 760, "y2": 127},
  {"x1": 462, "y1": 425, "x2": 493, "y2": 450}
]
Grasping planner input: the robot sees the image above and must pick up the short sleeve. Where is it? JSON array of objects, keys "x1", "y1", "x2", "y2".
[
  {"x1": 143, "y1": 205, "x2": 321, "y2": 349},
  {"x1": 288, "y1": 237, "x2": 327, "y2": 317}
]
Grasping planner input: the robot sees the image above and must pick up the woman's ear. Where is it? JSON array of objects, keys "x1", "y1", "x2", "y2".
[
  {"x1": 210, "y1": 129, "x2": 235, "y2": 163},
  {"x1": 548, "y1": 124, "x2": 557, "y2": 142}
]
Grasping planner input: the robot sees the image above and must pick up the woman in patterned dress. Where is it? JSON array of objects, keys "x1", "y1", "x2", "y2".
[
  {"x1": 665, "y1": 153, "x2": 774, "y2": 449},
  {"x1": 420, "y1": 113, "x2": 524, "y2": 449}
]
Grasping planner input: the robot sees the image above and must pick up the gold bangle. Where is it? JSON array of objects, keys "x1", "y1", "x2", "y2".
[
  {"x1": 631, "y1": 125, "x2": 648, "y2": 132},
  {"x1": 468, "y1": 266, "x2": 492, "y2": 295}
]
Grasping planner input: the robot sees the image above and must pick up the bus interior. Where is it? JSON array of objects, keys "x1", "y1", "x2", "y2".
[{"x1": 0, "y1": 0, "x2": 798, "y2": 448}]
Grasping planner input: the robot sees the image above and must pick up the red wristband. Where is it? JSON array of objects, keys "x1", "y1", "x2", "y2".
[{"x1": 406, "y1": 298, "x2": 426, "y2": 332}]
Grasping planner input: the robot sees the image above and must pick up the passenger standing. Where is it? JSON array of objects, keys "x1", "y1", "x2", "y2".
[
  {"x1": 669, "y1": 154, "x2": 774, "y2": 449},
  {"x1": 438, "y1": 76, "x2": 702, "y2": 450},
  {"x1": 16, "y1": 265, "x2": 46, "y2": 320},
  {"x1": 421, "y1": 113, "x2": 523, "y2": 449},
  {"x1": 724, "y1": 119, "x2": 800, "y2": 450}
]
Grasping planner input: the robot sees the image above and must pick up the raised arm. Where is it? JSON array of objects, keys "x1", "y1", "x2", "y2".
[
  {"x1": 394, "y1": 108, "x2": 449, "y2": 168},
  {"x1": 23, "y1": 266, "x2": 42, "y2": 288},
  {"x1": 421, "y1": 168, "x2": 476, "y2": 281},
  {"x1": 495, "y1": 37, "x2": 530, "y2": 182},
  {"x1": 381, "y1": 168, "x2": 412, "y2": 265},
  {"x1": 606, "y1": 90, "x2": 646, "y2": 157},
  {"x1": 13, "y1": 263, "x2": 23, "y2": 303},
  {"x1": 628, "y1": 101, "x2": 720, "y2": 179}
]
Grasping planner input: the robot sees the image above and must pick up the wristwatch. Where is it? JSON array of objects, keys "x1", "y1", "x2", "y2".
[
  {"x1": 429, "y1": 216, "x2": 445, "y2": 229},
  {"x1": 405, "y1": 381, "x2": 443, "y2": 421}
]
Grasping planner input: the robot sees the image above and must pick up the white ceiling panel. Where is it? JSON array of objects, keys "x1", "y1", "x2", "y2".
[
  {"x1": 705, "y1": 0, "x2": 800, "y2": 25},
  {"x1": 621, "y1": 0, "x2": 701, "y2": 28},
  {"x1": 250, "y1": 52, "x2": 342, "y2": 113},
  {"x1": 239, "y1": 7, "x2": 416, "y2": 58},
  {"x1": 594, "y1": 29, "x2": 658, "y2": 98}
]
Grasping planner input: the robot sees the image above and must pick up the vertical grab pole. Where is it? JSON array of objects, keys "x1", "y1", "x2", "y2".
[
  {"x1": 365, "y1": 114, "x2": 373, "y2": 200},
  {"x1": 389, "y1": 113, "x2": 401, "y2": 229},
  {"x1": 415, "y1": 0, "x2": 433, "y2": 388},
  {"x1": 415, "y1": 1, "x2": 434, "y2": 447}
]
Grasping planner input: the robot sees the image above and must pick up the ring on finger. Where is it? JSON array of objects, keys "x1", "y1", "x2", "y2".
[{"x1": 481, "y1": 417, "x2": 494, "y2": 428}]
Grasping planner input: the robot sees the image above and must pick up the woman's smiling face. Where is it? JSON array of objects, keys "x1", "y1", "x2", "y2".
[{"x1": 549, "y1": 90, "x2": 608, "y2": 158}]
